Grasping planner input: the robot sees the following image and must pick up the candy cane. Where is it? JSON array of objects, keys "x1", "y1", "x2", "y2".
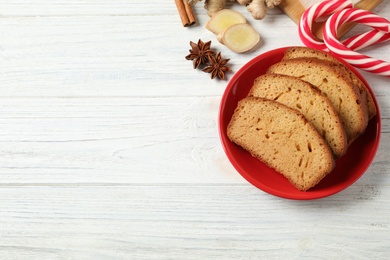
[
  {"x1": 299, "y1": 0, "x2": 390, "y2": 51},
  {"x1": 342, "y1": 29, "x2": 390, "y2": 51},
  {"x1": 324, "y1": 8, "x2": 390, "y2": 77},
  {"x1": 299, "y1": 0, "x2": 353, "y2": 51}
]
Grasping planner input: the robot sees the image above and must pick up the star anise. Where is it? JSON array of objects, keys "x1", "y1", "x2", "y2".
[
  {"x1": 185, "y1": 39, "x2": 215, "y2": 69},
  {"x1": 202, "y1": 52, "x2": 232, "y2": 80}
]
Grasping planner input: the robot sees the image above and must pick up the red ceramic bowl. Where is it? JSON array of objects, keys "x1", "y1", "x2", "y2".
[{"x1": 219, "y1": 47, "x2": 381, "y2": 200}]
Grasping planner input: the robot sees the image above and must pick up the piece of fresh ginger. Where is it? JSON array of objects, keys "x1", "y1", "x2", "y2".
[
  {"x1": 186, "y1": 0, "x2": 281, "y2": 20},
  {"x1": 205, "y1": 0, "x2": 227, "y2": 17},
  {"x1": 186, "y1": 0, "x2": 232, "y2": 17},
  {"x1": 206, "y1": 9, "x2": 260, "y2": 53},
  {"x1": 238, "y1": 0, "x2": 281, "y2": 20},
  {"x1": 205, "y1": 9, "x2": 246, "y2": 35},
  {"x1": 222, "y1": 23, "x2": 260, "y2": 53}
]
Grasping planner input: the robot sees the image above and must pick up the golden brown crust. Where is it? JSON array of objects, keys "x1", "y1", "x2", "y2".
[
  {"x1": 267, "y1": 58, "x2": 367, "y2": 144},
  {"x1": 227, "y1": 97, "x2": 335, "y2": 191},
  {"x1": 283, "y1": 46, "x2": 376, "y2": 119},
  {"x1": 248, "y1": 74, "x2": 347, "y2": 158}
]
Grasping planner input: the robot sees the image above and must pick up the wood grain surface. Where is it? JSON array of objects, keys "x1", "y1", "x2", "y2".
[{"x1": 0, "y1": 1, "x2": 390, "y2": 259}]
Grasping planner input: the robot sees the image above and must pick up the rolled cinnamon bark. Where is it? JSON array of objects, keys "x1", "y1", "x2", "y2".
[{"x1": 175, "y1": 0, "x2": 196, "y2": 27}]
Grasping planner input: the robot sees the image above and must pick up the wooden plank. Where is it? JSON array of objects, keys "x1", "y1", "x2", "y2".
[
  {"x1": 0, "y1": 95, "x2": 388, "y2": 184},
  {"x1": 0, "y1": 184, "x2": 390, "y2": 259},
  {"x1": 0, "y1": 0, "x2": 170, "y2": 16},
  {"x1": 0, "y1": 13, "x2": 302, "y2": 97},
  {"x1": 0, "y1": 96, "x2": 241, "y2": 184}
]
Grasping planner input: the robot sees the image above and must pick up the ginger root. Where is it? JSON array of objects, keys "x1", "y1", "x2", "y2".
[
  {"x1": 205, "y1": 0, "x2": 227, "y2": 17},
  {"x1": 222, "y1": 23, "x2": 260, "y2": 53},
  {"x1": 241, "y1": 0, "x2": 282, "y2": 20},
  {"x1": 206, "y1": 9, "x2": 260, "y2": 53},
  {"x1": 206, "y1": 9, "x2": 246, "y2": 35},
  {"x1": 186, "y1": 0, "x2": 281, "y2": 20},
  {"x1": 186, "y1": 0, "x2": 232, "y2": 17}
]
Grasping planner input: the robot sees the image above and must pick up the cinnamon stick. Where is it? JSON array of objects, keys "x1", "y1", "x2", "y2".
[
  {"x1": 175, "y1": 0, "x2": 196, "y2": 27},
  {"x1": 183, "y1": 0, "x2": 196, "y2": 26}
]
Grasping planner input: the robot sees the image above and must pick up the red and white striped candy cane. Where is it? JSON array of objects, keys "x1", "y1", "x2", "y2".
[
  {"x1": 324, "y1": 8, "x2": 390, "y2": 77},
  {"x1": 299, "y1": 0, "x2": 390, "y2": 52},
  {"x1": 342, "y1": 29, "x2": 390, "y2": 51},
  {"x1": 299, "y1": 0, "x2": 352, "y2": 51}
]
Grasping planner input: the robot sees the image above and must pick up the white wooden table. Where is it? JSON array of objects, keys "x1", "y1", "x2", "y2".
[{"x1": 1, "y1": 1, "x2": 390, "y2": 259}]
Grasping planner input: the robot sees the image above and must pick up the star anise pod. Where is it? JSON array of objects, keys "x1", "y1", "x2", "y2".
[
  {"x1": 202, "y1": 52, "x2": 232, "y2": 80},
  {"x1": 185, "y1": 39, "x2": 215, "y2": 69}
]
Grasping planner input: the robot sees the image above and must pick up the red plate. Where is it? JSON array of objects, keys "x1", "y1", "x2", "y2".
[{"x1": 219, "y1": 47, "x2": 381, "y2": 200}]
